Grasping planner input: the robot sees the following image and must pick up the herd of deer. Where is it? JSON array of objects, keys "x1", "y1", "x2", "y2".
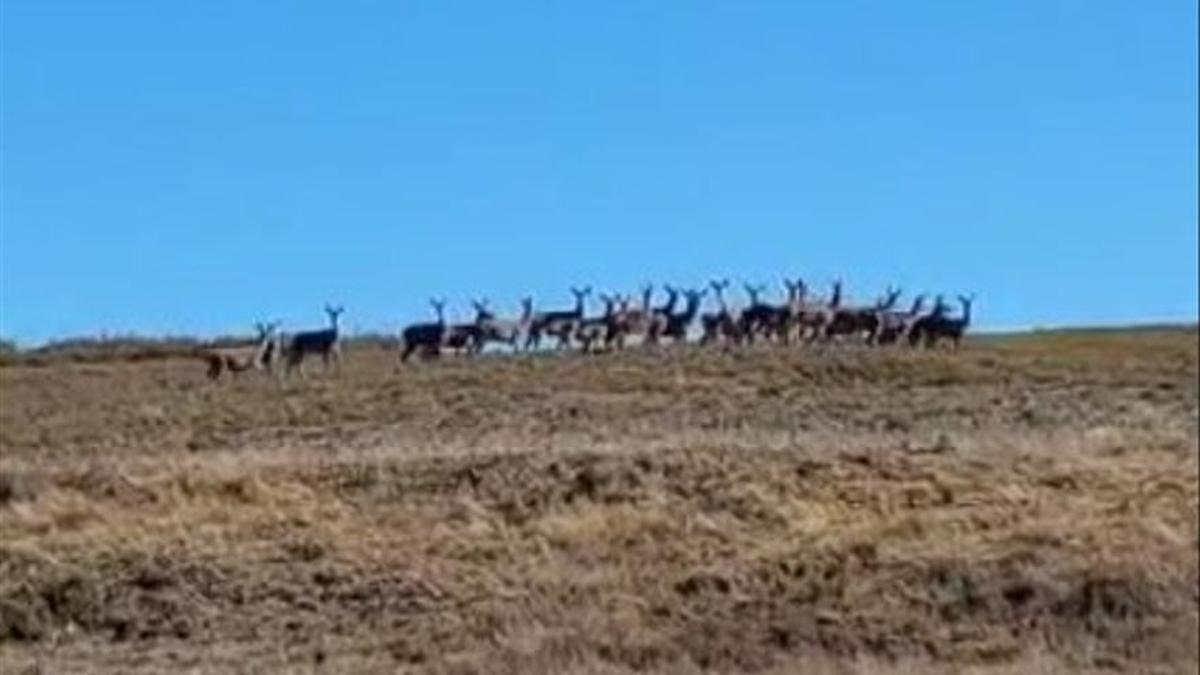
[{"x1": 199, "y1": 281, "x2": 974, "y2": 380}]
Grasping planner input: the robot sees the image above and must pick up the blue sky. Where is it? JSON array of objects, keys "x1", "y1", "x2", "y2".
[{"x1": 2, "y1": 1, "x2": 1196, "y2": 343}]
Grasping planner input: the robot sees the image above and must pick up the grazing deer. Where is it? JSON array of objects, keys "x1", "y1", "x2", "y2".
[
  {"x1": 475, "y1": 298, "x2": 534, "y2": 352},
  {"x1": 283, "y1": 305, "x2": 344, "y2": 376},
  {"x1": 200, "y1": 321, "x2": 280, "y2": 381},
  {"x1": 399, "y1": 299, "x2": 448, "y2": 363},
  {"x1": 655, "y1": 287, "x2": 707, "y2": 344},
  {"x1": 527, "y1": 286, "x2": 591, "y2": 351},
  {"x1": 910, "y1": 294, "x2": 974, "y2": 349},
  {"x1": 876, "y1": 294, "x2": 927, "y2": 346}
]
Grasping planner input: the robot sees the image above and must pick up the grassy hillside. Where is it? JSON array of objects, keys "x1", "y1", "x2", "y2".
[{"x1": 1, "y1": 328, "x2": 1196, "y2": 673}]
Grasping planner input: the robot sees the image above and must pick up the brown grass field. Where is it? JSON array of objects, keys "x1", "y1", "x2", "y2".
[{"x1": 1, "y1": 328, "x2": 1197, "y2": 674}]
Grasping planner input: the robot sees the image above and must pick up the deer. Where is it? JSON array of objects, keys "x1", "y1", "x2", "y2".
[
  {"x1": 779, "y1": 277, "x2": 829, "y2": 345},
  {"x1": 910, "y1": 294, "x2": 974, "y2": 349},
  {"x1": 199, "y1": 321, "x2": 280, "y2": 381},
  {"x1": 399, "y1": 299, "x2": 448, "y2": 363},
  {"x1": 875, "y1": 294, "x2": 927, "y2": 346},
  {"x1": 824, "y1": 285, "x2": 901, "y2": 344},
  {"x1": 906, "y1": 294, "x2": 951, "y2": 348},
  {"x1": 606, "y1": 284, "x2": 675, "y2": 350},
  {"x1": 526, "y1": 286, "x2": 591, "y2": 351},
  {"x1": 442, "y1": 303, "x2": 487, "y2": 357},
  {"x1": 647, "y1": 284, "x2": 680, "y2": 342},
  {"x1": 575, "y1": 293, "x2": 623, "y2": 354},
  {"x1": 699, "y1": 279, "x2": 742, "y2": 346},
  {"x1": 654, "y1": 287, "x2": 707, "y2": 344},
  {"x1": 475, "y1": 298, "x2": 534, "y2": 352},
  {"x1": 738, "y1": 282, "x2": 788, "y2": 345},
  {"x1": 282, "y1": 305, "x2": 344, "y2": 376},
  {"x1": 765, "y1": 277, "x2": 818, "y2": 345}
]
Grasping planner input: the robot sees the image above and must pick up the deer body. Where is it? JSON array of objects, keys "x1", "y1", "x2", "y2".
[
  {"x1": 527, "y1": 287, "x2": 590, "y2": 351},
  {"x1": 284, "y1": 306, "x2": 344, "y2": 376},
  {"x1": 911, "y1": 295, "x2": 974, "y2": 349},
  {"x1": 737, "y1": 283, "x2": 780, "y2": 345},
  {"x1": 876, "y1": 295, "x2": 927, "y2": 345},
  {"x1": 825, "y1": 286, "x2": 900, "y2": 344},
  {"x1": 699, "y1": 280, "x2": 742, "y2": 346},
  {"x1": 656, "y1": 288, "x2": 706, "y2": 343},
  {"x1": 575, "y1": 294, "x2": 621, "y2": 353},
  {"x1": 477, "y1": 298, "x2": 534, "y2": 352},
  {"x1": 400, "y1": 300, "x2": 448, "y2": 362},
  {"x1": 201, "y1": 322, "x2": 280, "y2": 381},
  {"x1": 607, "y1": 285, "x2": 673, "y2": 350}
]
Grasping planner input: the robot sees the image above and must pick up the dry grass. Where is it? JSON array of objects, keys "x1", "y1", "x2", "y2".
[{"x1": 0, "y1": 328, "x2": 1196, "y2": 673}]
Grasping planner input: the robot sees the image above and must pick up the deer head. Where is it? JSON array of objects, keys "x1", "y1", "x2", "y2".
[
  {"x1": 829, "y1": 280, "x2": 843, "y2": 309},
  {"x1": 471, "y1": 298, "x2": 495, "y2": 323},
  {"x1": 743, "y1": 283, "x2": 767, "y2": 306},
  {"x1": 661, "y1": 285, "x2": 680, "y2": 313},
  {"x1": 877, "y1": 286, "x2": 902, "y2": 310},
  {"x1": 783, "y1": 278, "x2": 798, "y2": 302},
  {"x1": 794, "y1": 278, "x2": 808, "y2": 302},
  {"x1": 429, "y1": 298, "x2": 447, "y2": 323},
  {"x1": 683, "y1": 288, "x2": 707, "y2": 314},
  {"x1": 570, "y1": 286, "x2": 592, "y2": 312},
  {"x1": 324, "y1": 305, "x2": 345, "y2": 327},
  {"x1": 909, "y1": 294, "x2": 927, "y2": 315},
  {"x1": 958, "y1": 294, "x2": 975, "y2": 323},
  {"x1": 709, "y1": 280, "x2": 730, "y2": 309}
]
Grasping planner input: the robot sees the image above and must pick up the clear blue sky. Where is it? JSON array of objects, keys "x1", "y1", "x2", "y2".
[{"x1": 2, "y1": 1, "x2": 1196, "y2": 343}]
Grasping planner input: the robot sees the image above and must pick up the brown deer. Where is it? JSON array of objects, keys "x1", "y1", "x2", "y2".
[
  {"x1": 876, "y1": 294, "x2": 927, "y2": 346},
  {"x1": 824, "y1": 285, "x2": 901, "y2": 344},
  {"x1": 576, "y1": 293, "x2": 623, "y2": 353},
  {"x1": 201, "y1": 321, "x2": 280, "y2": 381},
  {"x1": 608, "y1": 284, "x2": 676, "y2": 350},
  {"x1": 475, "y1": 298, "x2": 534, "y2": 352}
]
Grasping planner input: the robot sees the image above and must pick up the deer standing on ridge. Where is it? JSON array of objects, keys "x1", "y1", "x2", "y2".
[
  {"x1": 283, "y1": 305, "x2": 344, "y2": 376},
  {"x1": 475, "y1": 298, "x2": 534, "y2": 353},
  {"x1": 876, "y1": 294, "x2": 927, "y2": 346},
  {"x1": 399, "y1": 299, "x2": 448, "y2": 363},
  {"x1": 655, "y1": 288, "x2": 707, "y2": 344},
  {"x1": 575, "y1": 293, "x2": 623, "y2": 354},
  {"x1": 200, "y1": 321, "x2": 280, "y2": 381},
  {"x1": 527, "y1": 287, "x2": 591, "y2": 351},
  {"x1": 910, "y1": 295, "x2": 974, "y2": 349},
  {"x1": 699, "y1": 279, "x2": 741, "y2": 346}
]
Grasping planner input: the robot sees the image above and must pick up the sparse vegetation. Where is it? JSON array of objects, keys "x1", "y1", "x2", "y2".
[{"x1": 0, "y1": 327, "x2": 1196, "y2": 673}]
